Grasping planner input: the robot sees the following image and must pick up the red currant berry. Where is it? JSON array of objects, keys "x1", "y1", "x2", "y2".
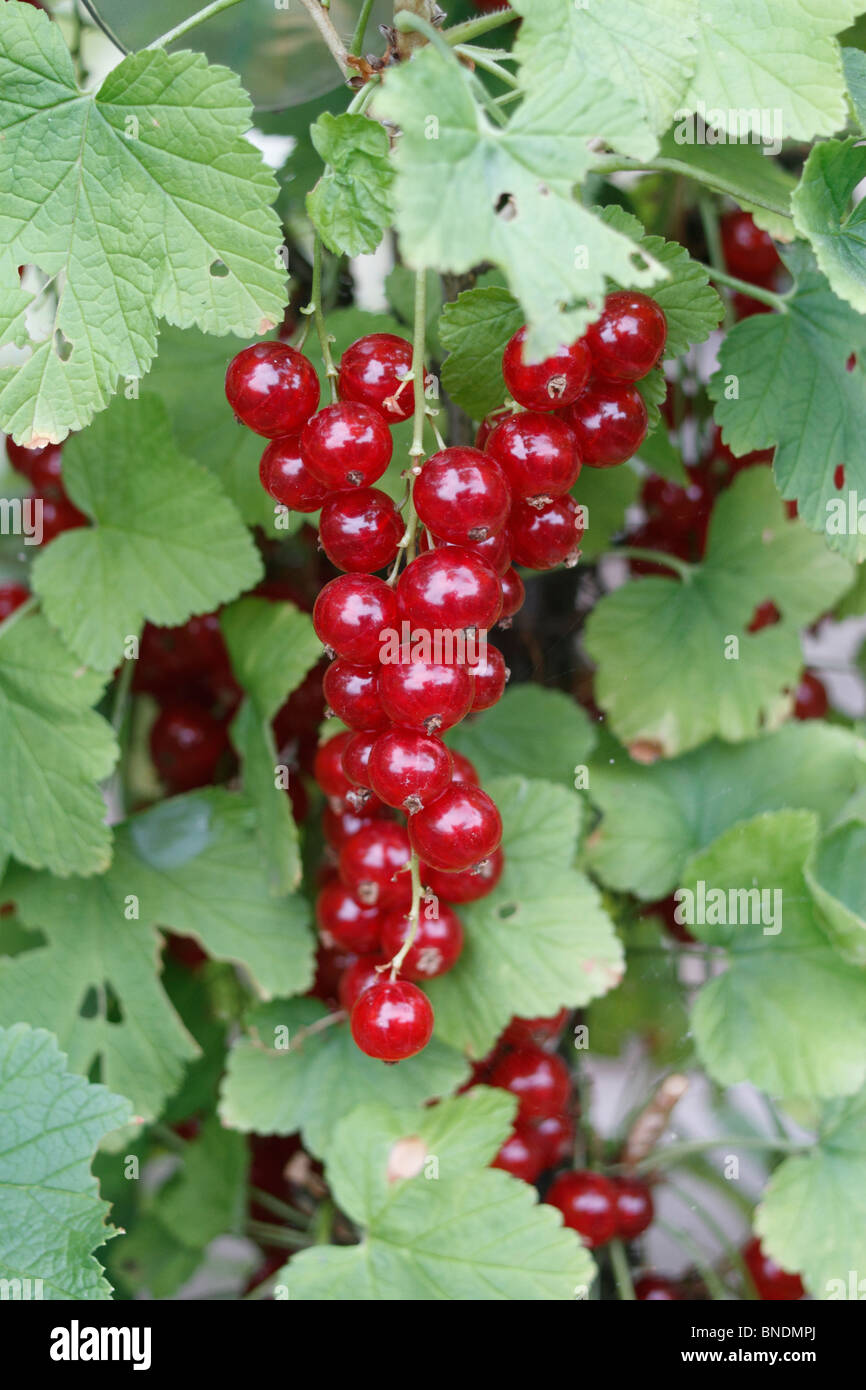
[
  {"x1": 338, "y1": 333, "x2": 420, "y2": 423},
  {"x1": 259, "y1": 436, "x2": 327, "y2": 512},
  {"x1": 368, "y1": 725, "x2": 453, "y2": 810},
  {"x1": 313, "y1": 730, "x2": 355, "y2": 802},
  {"x1": 546, "y1": 1170, "x2": 618, "y2": 1248},
  {"x1": 534, "y1": 1112, "x2": 575, "y2": 1168},
  {"x1": 793, "y1": 670, "x2": 828, "y2": 721},
  {"x1": 381, "y1": 901, "x2": 463, "y2": 977},
  {"x1": 502, "y1": 327, "x2": 591, "y2": 412},
  {"x1": 315, "y1": 878, "x2": 383, "y2": 954},
  {"x1": 135, "y1": 613, "x2": 232, "y2": 699},
  {"x1": 743, "y1": 1237, "x2": 804, "y2": 1301},
  {"x1": 225, "y1": 342, "x2": 320, "y2": 438},
  {"x1": 27, "y1": 444, "x2": 65, "y2": 499},
  {"x1": 586, "y1": 292, "x2": 667, "y2": 382},
  {"x1": 322, "y1": 798, "x2": 387, "y2": 851},
  {"x1": 721, "y1": 212, "x2": 780, "y2": 282},
  {"x1": 491, "y1": 1124, "x2": 546, "y2": 1184},
  {"x1": 37, "y1": 494, "x2": 88, "y2": 544},
  {"x1": 510, "y1": 496, "x2": 583, "y2": 570},
  {"x1": 635, "y1": 1273, "x2": 680, "y2": 1301},
  {"x1": 409, "y1": 784, "x2": 502, "y2": 873},
  {"x1": 421, "y1": 846, "x2": 504, "y2": 903},
  {"x1": 319, "y1": 488, "x2": 403, "y2": 572},
  {"x1": 5, "y1": 437, "x2": 56, "y2": 480},
  {"x1": 0, "y1": 582, "x2": 30, "y2": 622},
  {"x1": 322, "y1": 659, "x2": 388, "y2": 731},
  {"x1": 301, "y1": 402, "x2": 392, "y2": 489},
  {"x1": 341, "y1": 729, "x2": 379, "y2": 790},
  {"x1": 379, "y1": 653, "x2": 475, "y2": 735},
  {"x1": 468, "y1": 643, "x2": 508, "y2": 710},
  {"x1": 350, "y1": 979, "x2": 434, "y2": 1062},
  {"x1": 397, "y1": 547, "x2": 502, "y2": 633},
  {"x1": 613, "y1": 1176, "x2": 654, "y2": 1240},
  {"x1": 313, "y1": 574, "x2": 398, "y2": 664},
  {"x1": 475, "y1": 406, "x2": 512, "y2": 451},
  {"x1": 150, "y1": 702, "x2": 229, "y2": 791},
  {"x1": 486, "y1": 412, "x2": 580, "y2": 502},
  {"x1": 338, "y1": 821, "x2": 412, "y2": 908},
  {"x1": 419, "y1": 525, "x2": 511, "y2": 576},
  {"x1": 561, "y1": 378, "x2": 648, "y2": 467},
  {"x1": 503, "y1": 1010, "x2": 569, "y2": 1049},
  {"x1": 449, "y1": 751, "x2": 480, "y2": 785},
  {"x1": 499, "y1": 567, "x2": 525, "y2": 621},
  {"x1": 414, "y1": 447, "x2": 511, "y2": 544},
  {"x1": 338, "y1": 953, "x2": 387, "y2": 1012},
  {"x1": 488, "y1": 1045, "x2": 570, "y2": 1122}
]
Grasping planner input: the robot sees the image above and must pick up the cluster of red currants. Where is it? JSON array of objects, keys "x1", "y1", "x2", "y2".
[{"x1": 5, "y1": 436, "x2": 88, "y2": 545}]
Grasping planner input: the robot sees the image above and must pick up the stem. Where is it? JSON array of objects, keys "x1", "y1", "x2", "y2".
[
  {"x1": 349, "y1": 0, "x2": 377, "y2": 56},
  {"x1": 394, "y1": 10, "x2": 456, "y2": 64},
  {"x1": 389, "y1": 853, "x2": 422, "y2": 979},
  {"x1": 347, "y1": 78, "x2": 380, "y2": 114},
  {"x1": 442, "y1": 8, "x2": 518, "y2": 45},
  {"x1": 591, "y1": 155, "x2": 793, "y2": 222},
  {"x1": 454, "y1": 45, "x2": 519, "y2": 88},
  {"x1": 111, "y1": 655, "x2": 135, "y2": 734},
  {"x1": 245, "y1": 1219, "x2": 310, "y2": 1250},
  {"x1": 608, "y1": 1239, "x2": 636, "y2": 1301},
  {"x1": 613, "y1": 547, "x2": 695, "y2": 581},
  {"x1": 388, "y1": 270, "x2": 428, "y2": 582},
  {"x1": 311, "y1": 1198, "x2": 335, "y2": 1245},
  {"x1": 304, "y1": 239, "x2": 338, "y2": 402},
  {"x1": 696, "y1": 261, "x2": 787, "y2": 310},
  {"x1": 249, "y1": 1187, "x2": 310, "y2": 1229},
  {"x1": 698, "y1": 193, "x2": 724, "y2": 275},
  {"x1": 627, "y1": 1134, "x2": 806, "y2": 1174},
  {"x1": 296, "y1": 0, "x2": 350, "y2": 77},
  {"x1": 654, "y1": 1218, "x2": 734, "y2": 1301},
  {"x1": 146, "y1": 0, "x2": 246, "y2": 50}
]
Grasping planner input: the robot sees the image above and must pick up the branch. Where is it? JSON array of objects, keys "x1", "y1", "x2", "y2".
[{"x1": 296, "y1": 0, "x2": 350, "y2": 78}]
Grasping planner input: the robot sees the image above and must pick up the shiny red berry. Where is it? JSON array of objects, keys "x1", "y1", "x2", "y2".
[
  {"x1": 225, "y1": 342, "x2": 320, "y2": 438},
  {"x1": 503, "y1": 1010, "x2": 569, "y2": 1049},
  {"x1": 313, "y1": 730, "x2": 355, "y2": 802},
  {"x1": 488, "y1": 1045, "x2": 570, "y2": 1122},
  {"x1": 721, "y1": 212, "x2": 780, "y2": 282},
  {"x1": 502, "y1": 327, "x2": 591, "y2": 411},
  {"x1": 351, "y1": 978, "x2": 434, "y2": 1061},
  {"x1": 27, "y1": 444, "x2": 65, "y2": 499},
  {"x1": 0, "y1": 582, "x2": 30, "y2": 622},
  {"x1": 380, "y1": 901, "x2": 464, "y2": 979},
  {"x1": 421, "y1": 846, "x2": 504, "y2": 903},
  {"x1": 301, "y1": 402, "x2": 392, "y2": 489},
  {"x1": 368, "y1": 725, "x2": 453, "y2": 810},
  {"x1": 341, "y1": 729, "x2": 378, "y2": 789},
  {"x1": 315, "y1": 878, "x2": 384, "y2": 954},
  {"x1": 743, "y1": 1237, "x2": 804, "y2": 1301},
  {"x1": 259, "y1": 436, "x2": 327, "y2": 512},
  {"x1": 499, "y1": 567, "x2": 525, "y2": 621},
  {"x1": 338, "y1": 821, "x2": 412, "y2": 908},
  {"x1": 613, "y1": 1177, "x2": 654, "y2": 1240},
  {"x1": 469, "y1": 643, "x2": 508, "y2": 710},
  {"x1": 586, "y1": 292, "x2": 667, "y2": 382},
  {"x1": 379, "y1": 653, "x2": 474, "y2": 735},
  {"x1": 322, "y1": 658, "x2": 388, "y2": 731},
  {"x1": 449, "y1": 751, "x2": 480, "y2": 785},
  {"x1": 486, "y1": 412, "x2": 580, "y2": 501},
  {"x1": 338, "y1": 953, "x2": 387, "y2": 1012},
  {"x1": 313, "y1": 574, "x2": 398, "y2": 664},
  {"x1": 38, "y1": 494, "x2": 88, "y2": 544},
  {"x1": 475, "y1": 406, "x2": 513, "y2": 451},
  {"x1": 509, "y1": 496, "x2": 583, "y2": 570},
  {"x1": 635, "y1": 1273, "x2": 680, "y2": 1301},
  {"x1": 409, "y1": 784, "x2": 502, "y2": 872},
  {"x1": 397, "y1": 547, "x2": 502, "y2": 633},
  {"x1": 323, "y1": 798, "x2": 387, "y2": 850},
  {"x1": 793, "y1": 671, "x2": 828, "y2": 721},
  {"x1": 491, "y1": 1124, "x2": 546, "y2": 1183},
  {"x1": 546, "y1": 1170, "x2": 618, "y2": 1248},
  {"x1": 561, "y1": 378, "x2": 648, "y2": 467},
  {"x1": 319, "y1": 488, "x2": 403, "y2": 572},
  {"x1": 338, "y1": 333, "x2": 418, "y2": 423},
  {"x1": 534, "y1": 1112, "x2": 575, "y2": 1168},
  {"x1": 414, "y1": 447, "x2": 511, "y2": 544},
  {"x1": 150, "y1": 703, "x2": 229, "y2": 791},
  {"x1": 419, "y1": 525, "x2": 511, "y2": 576}
]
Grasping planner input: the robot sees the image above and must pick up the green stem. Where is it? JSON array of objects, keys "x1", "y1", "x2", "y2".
[
  {"x1": 249, "y1": 1187, "x2": 310, "y2": 1229},
  {"x1": 442, "y1": 8, "x2": 518, "y2": 45},
  {"x1": 654, "y1": 1218, "x2": 733, "y2": 1301},
  {"x1": 613, "y1": 547, "x2": 695, "y2": 581},
  {"x1": 608, "y1": 1239, "x2": 636, "y2": 1301},
  {"x1": 591, "y1": 155, "x2": 793, "y2": 222},
  {"x1": 394, "y1": 10, "x2": 456, "y2": 64},
  {"x1": 311, "y1": 1198, "x2": 335, "y2": 1245},
  {"x1": 454, "y1": 44, "x2": 519, "y2": 88},
  {"x1": 304, "y1": 239, "x2": 338, "y2": 402},
  {"x1": 349, "y1": 0, "x2": 377, "y2": 55},
  {"x1": 665, "y1": 1180, "x2": 758, "y2": 1297},
  {"x1": 698, "y1": 193, "x2": 724, "y2": 275},
  {"x1": 388, "y1": 270, "x2": 428, "y2": 579},
  {"x1": 146, "y1": 0, "x2": 246, "y2": 50},
  {"x1": 389, "y1": 853, "x2": 422, "y2": 979},
  {"x1": 696, "y1": 261, "x2": 787, "y2": 310},
  {"x1": 347, "y1": 78, "x2": 380, "y2": 114},
  {"x1": 111, "y1": 654, "x2": 135, "y2": 734},
  {"x1": 628, "y1": 1135, "x2": 806, "y2": 1174},
  {"x1": 246, "y1": 1219, "x2": 311, "y2": 1250}
]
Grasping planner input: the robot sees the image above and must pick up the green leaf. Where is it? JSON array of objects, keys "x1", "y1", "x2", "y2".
[
  {"x1": 843, "y1": 46, "x2": 866, "y2": 130},
  {"x1": 805, "y1": 818, "x2": 866, "y2": 964},
  {"x1": 439, "y1": 287, "x2": 524, "y2": 420},
  {"x1": 32, "y1": 395, "x2": 262, "y2": 672},
  {"x1": 307, "y1": 113, "x2": 395, "y2": 258},
  {"x1": 0, "y1": 1023, "x2": 132, "y2": 1299},
  {"x1": 513, "y1": 0, "x2": 697, "y2": 136},
  {"x1": 598, "y1": 206, "x2": 724, "y2": 357},
  {"x1": 584, "y1": 468, "x2": 853, "y2": 755},
  {"x1": 0, "y1": 790, "x2": 314, "y2": 1119},
  {"x1": 576, "y1": 460, "x2": 642, "y2": 558},
  {"x1": 372, "y1": 44, "x2": 665, "y2": 358},
  {"x1": 426, "y1": 777, "x2": 623, "y2": 1058},
  {"x1": 109, "y1": 1116, "x2": 247, "y2": 1298},
  {"x1": 219, "y1": 998, "x2": 469, "y2": 1158},
  {"x1": 448, "y1": 685, "x2": 596, "y2": 788},
  {"x1": 684, "y1": 812, "x2": 866, "y2": 1100},
  {"x1": 837, "y1": 561, "x2": 866, "y2": 616},
  {"x1": 586, "y1": 921, "x2": 692, "y2": 1066},
  {"x1": 757, "y1": 1088, "x2": 866, "y2": 1299},
  {"x1": 587, "y1": 721, "x2": 866, "y2": 899},
  {"x1": 655, "y1": 132, "x2": 796, "y2": 239},
  {"x1": 685, "y1": 0, "x2": 860, "y2": 144},
  {"x1": 792, "y1": 138, "x2": 866, "y2": 314},
  {"x1": 284, "y1": 1096, "x2": 594, "y2": 1300},
  {"x1": 0, "y1": 4, "x2": 285, "y2": 444},
  {"x1": 0, "y1": 611, "x2": 117, "y2": 877},
  {"x1": 221, "y1": 598, "x2": 322, "y2": 894},
  {"x1": 709, "y1": 250, "x2": 866, "y2": 561}
]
